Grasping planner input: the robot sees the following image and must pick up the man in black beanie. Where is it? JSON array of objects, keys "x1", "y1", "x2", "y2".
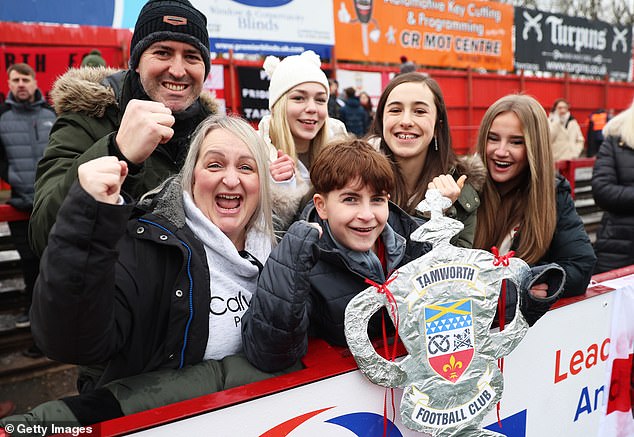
[{"x1": 29, "y1": 0, "x2": 218, "y2": 257}]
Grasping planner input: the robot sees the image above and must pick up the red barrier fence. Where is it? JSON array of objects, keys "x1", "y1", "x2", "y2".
[{"x1": 0, "y1": 204, "x2": 29, "y2": 223}]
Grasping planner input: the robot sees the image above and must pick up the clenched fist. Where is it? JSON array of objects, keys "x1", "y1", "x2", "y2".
[
  {"x1": 78, "y1": 156, "x2": 129, "y2": 204},
  {"x1": 115, "y1": 99, "x2": 175, "y2": 164}
]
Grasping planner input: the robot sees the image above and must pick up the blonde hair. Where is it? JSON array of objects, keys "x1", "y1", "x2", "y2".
[
  {"x1": 181, "y1": 114, "x2": 275, "y2": 244},
  {"x1": 474, "y1": 94, "x2": 556, "y2": 264},
  {"x1": 269, "y1": 91, "x2": 330, "y2": 168}
]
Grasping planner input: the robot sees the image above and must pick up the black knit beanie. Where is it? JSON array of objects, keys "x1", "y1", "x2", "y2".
[{"x1": 129, "y1": 0, "x2": 210, "y2": 76}]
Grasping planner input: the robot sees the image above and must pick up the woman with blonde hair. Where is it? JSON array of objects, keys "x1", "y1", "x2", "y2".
[
  {"x1": 2, "y1": 115, "x2": 287, "y2": 431},
  {"x1": 474, "y1": 94, "x2": 596, "y2": 300}
]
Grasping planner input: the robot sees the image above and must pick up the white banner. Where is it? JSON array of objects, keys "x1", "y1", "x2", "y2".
[
  {"x1": 598, "y1": 285, "x2": 634, "y2": 437},
  {"x1": 193, "y1": 0, "x2": 334, "y2": 57}
]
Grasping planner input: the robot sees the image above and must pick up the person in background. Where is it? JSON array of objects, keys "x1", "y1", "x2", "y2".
[
  {"x1": 548, "y1": 98, "x2": 584, "y2": 161},
  {"x1": 327, "y1": 78, "x2": 344, "y2": 120},
  {"x1": 80, "y1": 49, "x2": 107, "y2": 68},
  {"x1": 399, "y1": 55, "x2": 416, "y2": 74},
  {"x1": 242, "y1": 138, "x2": 432, "y2": 372},
  {"x1": 359, "y1": 90, "x2": 374, "y2": 127},
  {"x1": 258, "y1": 51, "x2": 346, "y2": 230},
  {"x1": 1, "y1": 115, "x2": 283, "y2": 432},
  {"x1": 368, "y1": 72, "x2": 485, "y2": 248},
  {"x1": 591, "y1": 100, "x2": 634, "y2": 273},
  {"x1": 29, "y1": 0, "x2": 218, "y2": 257},
  {"x1": 339, "y1": 87, "x2": 369, "y2": 137},
  {"x1": 586, "y1": 108, "x2": 609, "y2": 157},
  {"x1": 0, "y1": 63, "x2": 55, "y2": 354},
  {"x1": 474, "y1": 94, "x2": 596, "y2": 304}
]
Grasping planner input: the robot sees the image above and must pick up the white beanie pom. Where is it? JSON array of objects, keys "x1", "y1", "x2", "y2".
[
  {"x1": 263, "y1": 55, "x2": 280, "y2": 79},
  {"x1": 300, "y1": 50, "x2": 322, "y2": 68}
]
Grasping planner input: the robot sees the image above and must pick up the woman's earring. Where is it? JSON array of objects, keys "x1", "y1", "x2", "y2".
[{"x1": 434, "y1": 136, "x2": 438, "y2": 151}]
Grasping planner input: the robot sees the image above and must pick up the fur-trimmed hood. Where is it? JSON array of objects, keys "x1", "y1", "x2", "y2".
[
  {"x1": 50, "y1": 67, "x2": 218, "y2": 117},
  {"x1": 456, "y1": 154, "x2": 486, "y2": 193}
]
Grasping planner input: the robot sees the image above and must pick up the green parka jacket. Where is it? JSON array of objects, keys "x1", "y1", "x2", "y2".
[{"x1": 29, "y1": 67, "x2": 218, "y2": 256}]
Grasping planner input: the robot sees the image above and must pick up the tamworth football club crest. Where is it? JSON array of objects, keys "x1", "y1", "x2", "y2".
[
  {"x1": 344, "y1": 190, "x2": 532, "y2": 436},
  {"x1": 425, "y1": 299, "x2": 474, "y2": 383}
]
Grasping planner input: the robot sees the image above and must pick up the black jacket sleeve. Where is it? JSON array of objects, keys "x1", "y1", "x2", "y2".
[
  {"x1": 242, "y1": 220, "x2": 320, "y2": 372},
  {"x1": 592, "y1": 136, "x2": 634, "y2": 214},
  {"x1": 30, "y1": 182, "x2": 135, "y2": 364},
  {"x1": 541, "y1": 177, "x2": 596, "y2": 297}
]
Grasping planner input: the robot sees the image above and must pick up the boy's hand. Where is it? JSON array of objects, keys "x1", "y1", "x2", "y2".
[
  {"x1": 78, "y1": 156, "x2": 128, "y2": 204},
  {"x1": 428, "y1": 174, "x2": 467, "y2": 204},
  {"x1": 269, "y1": 149, "x2": 296, "y2": 182},
  {"x1": 307, "y1": 222, "x2": 323, "y2": 238}
]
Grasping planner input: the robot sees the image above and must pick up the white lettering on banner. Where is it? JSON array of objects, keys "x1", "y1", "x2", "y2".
[
  {"x1": 467, "y1": 4, "x2": 501, "y2": 23},
  {"x1": 447, "y1": 1, "x2": 465, "y2": 18},
  {"x1": 384, "y1": 0, "x2": 445, "y2": 10},
  {"x1": 242, "y1": 88, "x2": 269, "y2": 99},
  {"x1": 575, "y1": 384, "x2": 606, "y2": 421},
  {"x1": 410, "y1": 385, "x2": 495, "y2": 427},
  {"x1": 545, "y1": 16, "x2": 607, "y2": 52},
  {"x1": 244, "y1": 108, "x2": 270, "y2": 119},
  {"x1": 554, "y1": 338, "x2": 610, "y2": 383},
  {"x1": 414, "y1": 12, "x2": 485, "y2": 36},
  {"x1": 214, "y1": 41, "x2": 305, "y2": 55}
]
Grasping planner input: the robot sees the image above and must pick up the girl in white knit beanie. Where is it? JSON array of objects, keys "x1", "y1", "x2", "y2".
[{"x1": 258, "y1": 51, "x2": 347, "y2": 231}]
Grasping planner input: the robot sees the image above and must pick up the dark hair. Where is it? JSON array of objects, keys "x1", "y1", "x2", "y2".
[
  {"x1": 328, "y1": 78, "x2": 339, "y2": 86},
  {"x1": 311, "y1": 138, "x2": 394, "y2": 196},
  {"x1": 368, "y1": 72, "x2": 456, "y2": 213},
  {"x1": 344, "y1": 87, "x2": 356, "y2": 99},
  {"x1": 7, "y1": 63, "x2": 35, "y2": 78},
  {"x1": 551, "y1": 98, "x2": 569, "y2": 113}
]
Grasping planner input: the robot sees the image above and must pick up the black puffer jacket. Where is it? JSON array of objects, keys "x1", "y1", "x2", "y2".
[
  {"x1": 31, "y1": 179, "x2": 211, "y2": 387},
  {"x1": 592, "y1": 112, "x2": 634, "y2": 273},
  {"x1": 242, "y1": 201, "x2": 431, "y2": 372},
  {"x1": 513, "y1": 175, "x2": 596, "y2": 296}
]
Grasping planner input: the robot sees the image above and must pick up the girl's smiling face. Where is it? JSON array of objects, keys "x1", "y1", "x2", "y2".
[
  {"x1": 382, "y1": 82, "x2": 437, "y2": 163},
  {"x1": 485, "y1": 111, "x2": 529, "y2": 189},
  {"x1": 285, "y1": 82, "x2": 328, "y2": 150}
]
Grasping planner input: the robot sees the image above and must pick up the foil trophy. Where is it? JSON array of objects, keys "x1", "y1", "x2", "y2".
[{"x1": 344, "y1": 189, "x2": 531, "y2": 436}]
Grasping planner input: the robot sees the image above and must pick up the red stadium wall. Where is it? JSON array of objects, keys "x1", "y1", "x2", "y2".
[
  {"x1": 0, "y1": 21, "x2": 131, "y2": 104},
  {"x1": 2, "y1": 22, "x2": 633, "y2": 155}
]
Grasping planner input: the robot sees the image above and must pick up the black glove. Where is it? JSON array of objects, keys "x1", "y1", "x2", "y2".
[{"x1": 520, "y1": 263, "x2": 566, "y2": 326}]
